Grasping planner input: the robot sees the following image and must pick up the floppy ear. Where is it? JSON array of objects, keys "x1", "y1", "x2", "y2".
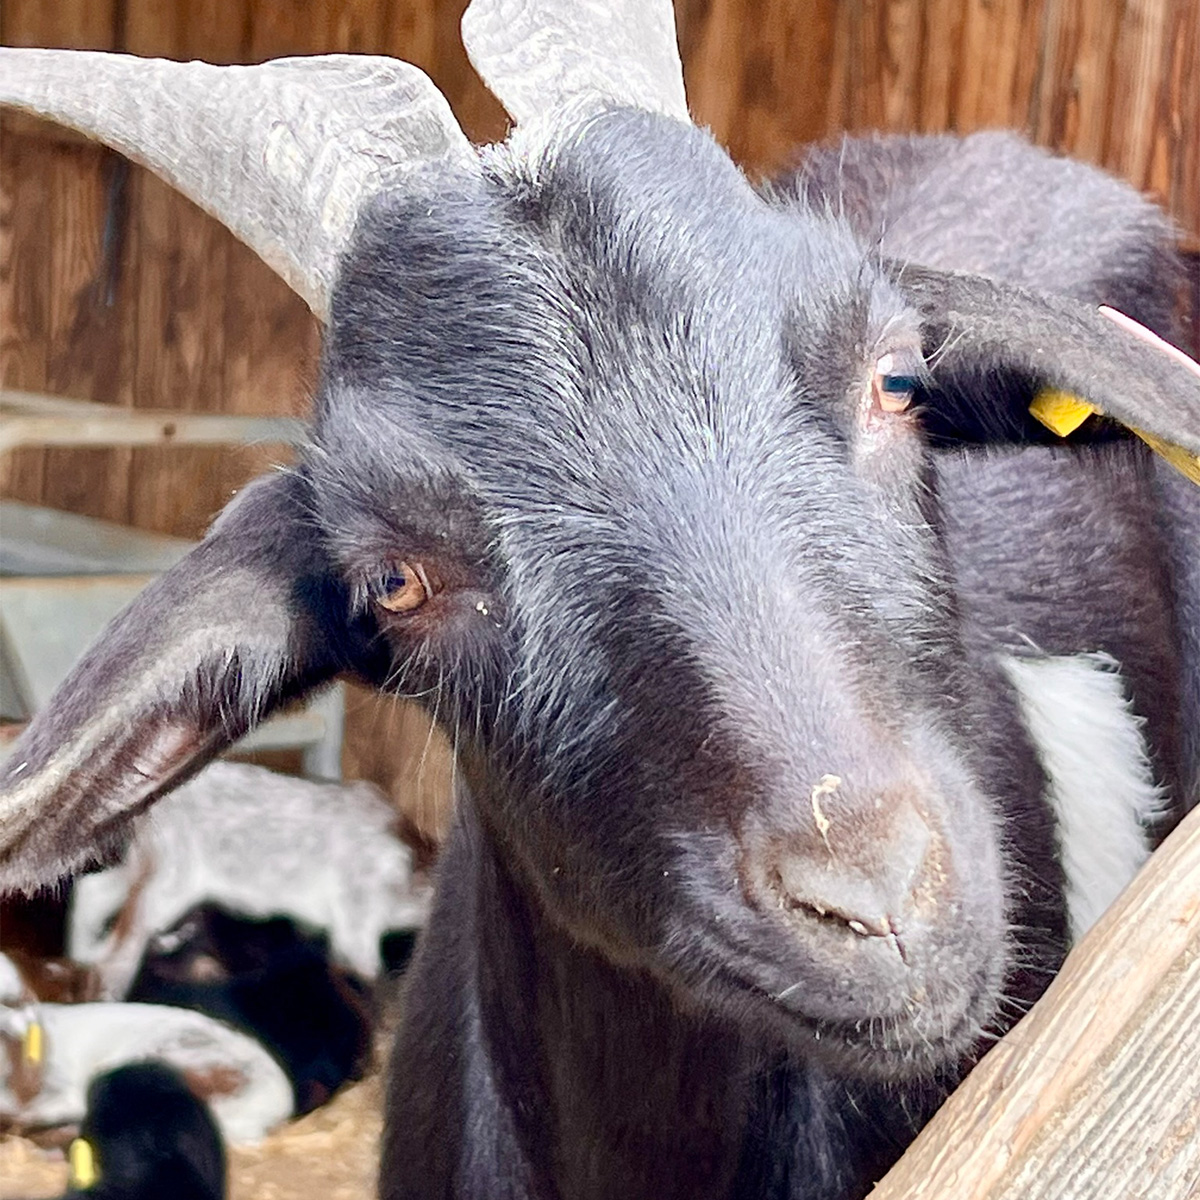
[
  {"x1": 0, "y1": 471, "x2": 383, "y2": 894},
  {"x1": 894, "y1": 265, "x2": 1200, "y2": 469}
]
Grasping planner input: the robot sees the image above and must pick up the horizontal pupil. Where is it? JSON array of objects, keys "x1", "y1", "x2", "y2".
[{"x1": 880, "y1": 374, "x2": 919, "y2": 393}]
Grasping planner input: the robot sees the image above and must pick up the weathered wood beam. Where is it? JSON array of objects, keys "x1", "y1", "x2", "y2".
[
  {"x1": 0, "y1": 388, "x2": 304, "y2": 451},
  {"x1": 869, "y1": 800, "x2": 1200, "y2": 1200}
]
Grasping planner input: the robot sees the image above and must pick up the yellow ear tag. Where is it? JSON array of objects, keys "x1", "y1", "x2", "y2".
[
  {"x1": 21, "y1": 1021, "x2": 43, "y2": 1065},
  {"x1": 68, "y1": 1137, "x2": 99, "y2": 1188},
  {"x1": 1030, "y1": 388, "x2": 1200, "y2": 486},
  {"x1": 1029, "y1": 388, "x2": 1098, "y2": 437}
]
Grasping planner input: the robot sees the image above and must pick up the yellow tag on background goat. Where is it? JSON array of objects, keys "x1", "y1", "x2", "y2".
[
  {"x1": 68, "y1": 1137, "x2": 99, "y2": 1188},
  {"x1": 21, "y1": 1021, "x2": 42, "y2": 1065}
]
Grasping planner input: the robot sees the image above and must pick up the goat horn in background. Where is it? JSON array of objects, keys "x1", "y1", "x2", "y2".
[
  {"x1": 461, "y1": 0, "x2": 690, "y2": 126},
  {"x1": 0, "y1": 51, "x2": 474, "y2": 319}
]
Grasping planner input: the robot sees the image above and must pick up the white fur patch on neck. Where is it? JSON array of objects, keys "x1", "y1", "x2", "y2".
[{"x1": 1001, "y1": 651, "x2": 1164, "y2": 944}]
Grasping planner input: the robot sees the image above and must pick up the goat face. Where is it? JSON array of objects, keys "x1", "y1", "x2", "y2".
[
  {"x1": 2, "y1": 99, "x2": 1198, "y2": 1094},
  {"x1": 309, "y1": 108, "x2": 1008, "y2": 1077}
]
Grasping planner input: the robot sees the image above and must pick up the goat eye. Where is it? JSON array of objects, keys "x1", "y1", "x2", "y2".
[
  {"x1": 871, "y1": 351, "x2": 923, "y2": 414},
  {"x1": 375, "y1": 562, "x2": 432, "y2": 613}
]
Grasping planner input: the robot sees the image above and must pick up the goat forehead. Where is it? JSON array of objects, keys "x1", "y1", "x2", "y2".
[{"x1": 321, "y1": 108, "x2": 889, "y2": 489}]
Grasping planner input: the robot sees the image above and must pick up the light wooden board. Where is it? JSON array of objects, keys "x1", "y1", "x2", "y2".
[{"x1": 869, "y1": 800, "x2": 1200, "y2": 1199}]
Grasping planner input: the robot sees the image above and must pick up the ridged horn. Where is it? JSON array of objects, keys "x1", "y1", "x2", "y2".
[
  {"x1": 461, "y1": 0, "x2": 689, "y2": 125},
  {"x1": 0, "y1": 50, "x2": 474, "y2": 319}
]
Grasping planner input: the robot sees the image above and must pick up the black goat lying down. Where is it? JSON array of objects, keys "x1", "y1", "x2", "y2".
[
  {"x1": 1, "y1": 2, "x2": 1199, "y2": 1198},
  {"x1": 128, "y1": 903, "x2": 374, "y2": 1115}
]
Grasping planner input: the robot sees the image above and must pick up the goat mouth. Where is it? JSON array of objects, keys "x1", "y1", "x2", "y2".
[
  {"x1": 812, "y1": 1001, "x2": 986, "y2": 1076},
  {"x1": 678, "y1": 930, "x2": 999, "y2": 1078},
  {"x1": 760, "y1": 968, "x2": 1000, "y2": 1079}
]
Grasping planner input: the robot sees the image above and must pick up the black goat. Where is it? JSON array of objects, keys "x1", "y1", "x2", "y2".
[
  {"x1": 128, "y1": 902, "x2": 374, "y2": 1114},
  {"x1": 1, "y1": 3, "x2": 1198, "y2": 1199},
  {"x1": 54, "y1": 1062, "x2": 225, "y2": 1200}
]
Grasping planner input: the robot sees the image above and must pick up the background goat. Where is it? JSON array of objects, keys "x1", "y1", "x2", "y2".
[
  {"x1": 0, "y1": 948, "x2": 292, "y2": 1143},
  {"x1": 128, "y1": 902, "x2": 375, "y2": 1114},
  {"x1": 39, "y1": 1062, "x2": 226, "y2": 1200},
  {"x1": 67, "y1": 761, "x2": 428, "y2": 999},
  {"x1": 1, "y1": 2, "x2": 1198, "y2": 1198}
]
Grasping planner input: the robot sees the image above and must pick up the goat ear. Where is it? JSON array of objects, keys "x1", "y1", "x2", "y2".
[
  {"x1": 0, "y1": 472, "x2": 380, "y2": 894},
  {"x1": 895, "y1": 265, "x2": 1200, "y2": 472}
]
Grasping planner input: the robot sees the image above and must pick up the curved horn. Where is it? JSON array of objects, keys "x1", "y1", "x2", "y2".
[
  {"x1": 462, "y1": 0, "x2": 689, "y2": 125},
  {"x1": 0, "y1": 51, "x2": 474, "y2": 319}
]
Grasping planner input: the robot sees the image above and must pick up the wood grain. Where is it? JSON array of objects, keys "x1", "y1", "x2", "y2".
[{"x1": 0, "y1": 121, "x2": 49, "y2": 503}]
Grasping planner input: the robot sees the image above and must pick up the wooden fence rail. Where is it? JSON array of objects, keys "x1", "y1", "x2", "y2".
[{"x1": 871, "y1": 799, "x2": 1200, "y2": 1199}]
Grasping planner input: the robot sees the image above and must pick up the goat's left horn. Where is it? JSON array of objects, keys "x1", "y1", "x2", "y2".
[
  {"x1": 0, "y1": 51, "x2": 474, "y2": 320},
  {"x1": 462, "y1": 0, "x2": 689, "y2": 126}
]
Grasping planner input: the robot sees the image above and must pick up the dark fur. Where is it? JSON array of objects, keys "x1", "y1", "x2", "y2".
[
  {"x1": 2, "y1": 118, "x2": 1198, "y2": 1200},
  {"x1": 128, "y1": 903, "x2": 374, "y2": 1113},
  {"x1": 59, "y1": 1062, "x2": 224, "y2": 1200}
]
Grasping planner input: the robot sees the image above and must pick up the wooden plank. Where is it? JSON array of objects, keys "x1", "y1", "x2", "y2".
[
  {"x1": 39, "y1": 141, "x2": 132, "y2": 524},
  {"x1": 880, "y1": 0, "x2": 925, "y2": 130},
  {"x1": 1165, "y1": 0, "x2": 1199, "y2": 240},
  {"x1": 0, "y1": 0, "x2": 117, "y2": 49},
  {"x1": 868, "y1": 799, "x2": 1200, "y2": 1200},
  {"x1": 954, "y1": 0, "x2": 1047, "y2": 131},
  {"x1": 125, "y1": 169, "x2": 237, "y2": 538},
  {"x1": 917, "y1": 0, "x2": 967, "y2": 132},
  {"x1": 2, "y1": 390, "x2": 135, "y2": 416},
  {"x1": 0, "y1": 121, "x2": 49, "y2": 506},
  {"x1": 0, "y1": 0, "x2": 134, "y2": 528},
  {"x1": 0, "y1": 411, "x2": 304, "y2": 452},
  {"x1": 1, "y1": 389, "x2": 305, "y2": 424},
  {"x1": 1107, "y1": 0, "x2": 1170, "y2": 192},
  {"x1": 0, "y1": 388, "x2": 304, "y2": 444},
  {"x1": 1030, "y1": 0, "x2": 1122, "y2": 165}
]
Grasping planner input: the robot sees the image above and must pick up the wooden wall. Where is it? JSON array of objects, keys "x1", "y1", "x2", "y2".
[{"x1": 1, "y1": 0, "x2": 1197, "y2": 840}]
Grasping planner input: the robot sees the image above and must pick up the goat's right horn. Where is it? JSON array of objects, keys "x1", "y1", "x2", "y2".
[{"x1": 0, "y1": 51, "x2": 474, "y2": 320}]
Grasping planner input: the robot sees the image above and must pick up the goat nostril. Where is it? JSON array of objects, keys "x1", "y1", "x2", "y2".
[{"x1": 762, "y1": 794, "x2": 933, "y2": 956}]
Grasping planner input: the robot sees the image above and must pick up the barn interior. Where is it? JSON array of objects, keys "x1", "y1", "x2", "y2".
[{"x1": 0, "y1": 0, "x2": 1197, "y2": 1196}]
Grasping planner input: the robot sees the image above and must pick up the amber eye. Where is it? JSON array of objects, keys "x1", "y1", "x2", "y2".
[
  {"x1": 375, "y1": 562, "x2": 432, "y2": 613},
  {"x1": 871, "y1": 351, "x2": 923, "y2": 414}
]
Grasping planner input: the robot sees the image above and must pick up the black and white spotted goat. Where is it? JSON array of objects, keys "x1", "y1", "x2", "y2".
[{"x1": 1, "y1": 2, "x2": 1198, "y2": 1198}]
